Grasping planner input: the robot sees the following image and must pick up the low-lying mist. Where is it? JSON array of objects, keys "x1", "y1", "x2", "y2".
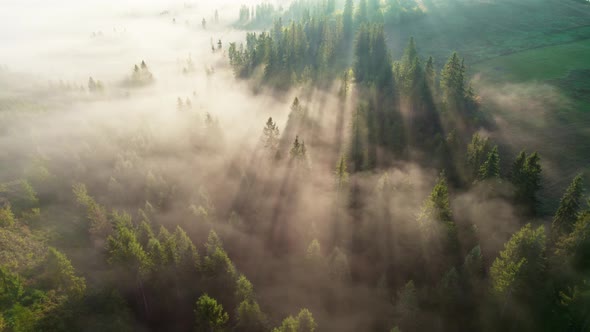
[{"x1": 1, "y1": 0, "x2": 587, "y2": 331}]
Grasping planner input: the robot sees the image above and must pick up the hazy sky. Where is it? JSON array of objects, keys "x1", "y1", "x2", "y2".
[{"x1": 0, "y1": 0, "x2": 259, "y2": 79}]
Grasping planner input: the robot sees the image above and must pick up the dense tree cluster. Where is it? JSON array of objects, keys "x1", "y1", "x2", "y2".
[
  {"x1": 238, "y1": 3, "x2": 278, "y2": 28},
  {"x1": 1, "y1": 1, "x2": 589, "y2": 331}
]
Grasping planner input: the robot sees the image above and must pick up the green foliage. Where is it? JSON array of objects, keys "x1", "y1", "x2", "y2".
[
  {"x1": 557, "y1": 210, "x2": 590, "y2": 272},
  {"x1": 10, "y1": 304, "x2": 36, "y2": 332},
  {"x1": 490, "y1": 224, "x2": 546, "y2": 298},
  {"x1": 43, "y1": 248, "x2": 86, "y2": 298},
  {"x1": 236, "y1": 299, "x2": 267, "y2": 332},
  {"x1": 419, "y1": 174, "x2": 454, "y2": 227},
  {"x1": 146, "y1": 238, "x2": 167, "y2": 267},
  {"x1": 273, "y1": 308, "x2": 317, "y2": 332},
  {"x1": 18, "y1": 180, "x2": 38, "y2": 209},
  {"x1": 342, "y1": 0, "x2": 354, "y2": 40},
  {"x1": 136, "y1": 220, "x2": 154, "y2": 248},
  {"x1": 263, "y1": 117, "x2": 280, "y2": 158},
  {"x1": 424, "y1": 56, "x2": 436, "y2": 92},
  {"x1": 0, "y1": 228, "x2": 45, "y2": 272},
  {"x1": 236, "y1": 274, "x2": 254, "y2": 302},
  {"x1": 478, "y1": 145, "x2": 500, "y2": 180},
  {"x1": 552, "y1": 174, "x2": 584, "y2": 239},
  {"x1": 463, "y1": 245, "x2": 484, "y2": 280},
  {"x1": 174, "y1": 226, "x2": 199, "y2": 271},
  {"x1": 0, "y1": 266, "x2": 25, "y2": 309},
  {"x1": 355, "y1": 0, "x2": 368, "y2": 26},
  {"x1": 394, "y1": 280, "x2": 418, "y2": 328},
  {"x1": 383, "y1": 0, "x2": 425, "y2": 25},
  {"x1": 349, "y1": 105, "x2": 368, "y2": 171},
  {"x1": 0, "y1": 205, "x2": 15, "y2": 228},
  {"x1": 237, "y1": 3, "x2": 276, "y2": 28},
  {"x1": 510, "y1": 151, "x2": 542, "y2": 213},
  {"x1": 205, "y1": 230, "x2": 224, "y2": 255},
  {"x1": 73, "y1": 183, "x2": 111, "y2": 241},
  {"x1": 440, "y1": 52, "x2": 465, "y2": 106},
  {"x1": 202, "y1": 231, "x2": 237, "y2": 281},
  {"x1": 396, "y1": 37, "x2": 420, "y2": 95},
  {"x1": 230, "y1": 9, "x2": 347, "y2": 87},
  {"x1": 334, "y1": 155, "x2": 349, "y2": 190},
  {"x1": 194, "y1": 294, "x2": 229, "y2": 332},
  {"x1": 273, "y1": 315, "x2": 298, "y2": 332},
  {"x1": 467, "y1": 133, "x2": 490, "y2": 179},
  {"x1": 106, "y1": 222, "x2": 151, "y2": 275},
  {"x1": 558, "y1": 279, "x2": 590, "y2": 330},
  {"x1": 354, "y1": 24, "x2": 392, "y2": 88}
]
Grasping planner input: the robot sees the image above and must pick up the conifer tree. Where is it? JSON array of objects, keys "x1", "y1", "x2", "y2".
[
  {"x1": 478, "y1": 145, "x2": 500, "y2": 180},
  {"x1": 425, "y1": 56, "x2": 436, "y2": 93},
  {"x1": 335, "y1": 154, "x2": 349, "y2": 190},
  {"x1": 262, "y1": 117, "x2": 280, "y2": 158},
  {"x1": 194, "y1": 294, "x2": 228, "y2": 332},
  {"x1": 552, "y1": 174, "x2": 584, "y2": 239},
  {"x1": 343, "y1": 0, "x2": 354, "y2": 41},
  {"x1": 440, "y1": 52, "x2": 465, "y2": 106},
  {"x1": 510, "y1": 151, "x2": 542, "y2": 213}
]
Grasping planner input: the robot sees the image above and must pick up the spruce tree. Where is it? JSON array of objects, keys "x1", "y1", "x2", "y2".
[
  {"x1": 478, "y1": 145, "x2": 500, "y2": 180},
  {"x1": 552, "y1": 174, "x2": 584, "y2": 239},
  {"x1": 262, "y1": 117, "x2": 280, "y2": 158}
]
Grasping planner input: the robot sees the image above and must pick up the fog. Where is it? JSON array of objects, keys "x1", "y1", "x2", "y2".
[{"x1": 0, "y1": 1, "x2": 555, "y2": 331}]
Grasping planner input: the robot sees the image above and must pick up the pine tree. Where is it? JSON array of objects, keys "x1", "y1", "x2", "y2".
[
  {"x1": 419, "y1": 173, "x2": 459, "y2": 260},
  {"x1": 355, "y1": 0, "x2": 368, "y2": 26},
  {"x1": 556, "y1": 208, "x2": 590, "y2": 272},
  {"x1": 334, "y1": 154, "x2": 349, "y2": 190},
  {"x1": 368, "y1": 0, "x2": 381, "y2": 20},
  {"x1": 478, "y1": 145, "x2": 500, "y2": 180},
  {"x1": 236, "y1": 300, "x2": 267, "y2": 332},
  {"x1": 350, "y1": 106, "x2": 367, "y2": 171},
  {"x1": 398, "y1": 37, "x2": 421, "y2": 95},
  {"x1": 552, "y1": 174, "x2": 584, "y2": 239},
  {"x1": 353, "y1": 25, "x2": 370, "y2": 83},
  {"x1": 343, "y1": 0, "x2": 354, "y2": 41},
  {"x1": 44, "y1": 247, "x2": 86, "y2": 298},
  {"x1": 194, "y1": 294, "x2": 228, "y2": 332},
  {"x1": 0, "y1": 205, "x2": 15, "y2": 227},
  {"x1": 490, "y1": 224, "x2": 546, "y2": 318},
  {"x1": 440, "y1": 52, "x2": 465, "y2": 106},
  {"x1": 289, "y1": 136, "x2": 307, "y2": 161},
  {"x1": 236, "y1": 274, "x2": 254, "y2": 302},
  {"x1": 106, "y1": 222, "x2": 151, "y2": 314},
  {"x1": 425, "y1": 56, "x2": 436, "y2": 93},
  {"x1": 273, "y1": 309, "x2": 317, "y2": 332},
  {"x1": 510, "y1": 152, "x2": 543, "y2": 213},
  {"x1": 262, "y1": 117, "x2": 280, "y2": 158},
  {"x1": 467, "y1": 133, "x2": 490, "y2": 179}
]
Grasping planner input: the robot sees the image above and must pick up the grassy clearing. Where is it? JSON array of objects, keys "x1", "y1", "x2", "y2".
[
  {"x1": 473, "y1": 39, "x2": 590, "y2": 83},
  {"x1": 387, "y1": 0, "x2": 590, "y2": 65}
]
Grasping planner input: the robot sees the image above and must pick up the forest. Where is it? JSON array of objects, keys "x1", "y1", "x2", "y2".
[{"x1": 0, "y1": 0, "x2": 589, "y2": 331}]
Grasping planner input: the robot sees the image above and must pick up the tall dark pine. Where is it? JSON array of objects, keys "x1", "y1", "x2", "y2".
[
  {"x1": 343, "y1": 0, "x2": 354, "y2": 42},
  {"x1": 510, "y1": 151, "x2": 542, "y2": 214},
  {"x1": 478, "y1": 146, "x2": 500, "y2": 180}
]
